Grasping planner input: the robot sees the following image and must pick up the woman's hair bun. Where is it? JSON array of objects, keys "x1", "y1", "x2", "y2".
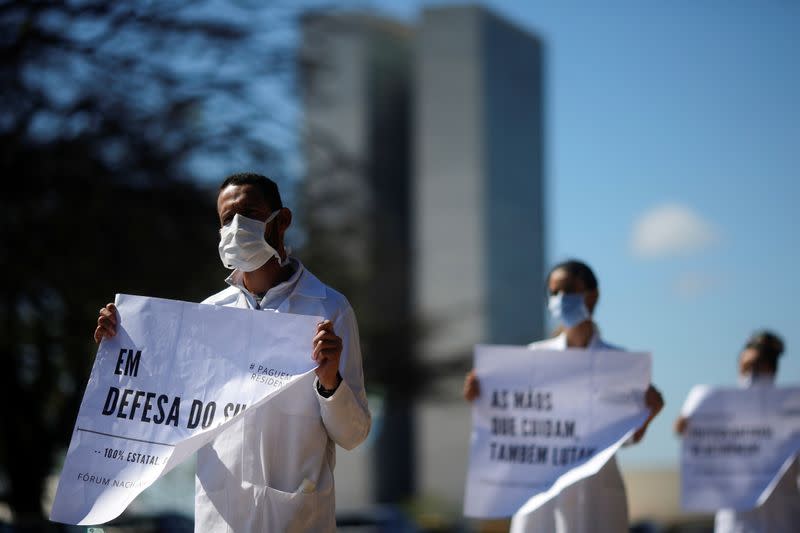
[{"x1": 745, "y1": 330, "x2": 785, "y2": 360}]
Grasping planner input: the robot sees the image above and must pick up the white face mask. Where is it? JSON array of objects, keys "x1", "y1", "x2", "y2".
[
  {"x1": 548, "y1": 292, "x2": 591, "y2": 329},
  {"x1": 218, "y1": 212, "x2": 280, "y2": 272},
  {"x1": 738, "y1": 372, "x2": 775, "y2": 388}
]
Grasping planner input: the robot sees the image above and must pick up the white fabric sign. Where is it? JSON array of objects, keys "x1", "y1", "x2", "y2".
[
  {"x1": 463, "y1": 345, "x2": 650, "y2": 519},
  {"x1": 49, "y1": 294, "x2": 320, "y2": 525},
  {"x1": 680, "y1": 385, "x2": 800, "y2": 511}
]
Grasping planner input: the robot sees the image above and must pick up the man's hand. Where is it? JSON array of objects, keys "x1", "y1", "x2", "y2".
[
  {"x1": 631, "y1": 384, "x2": 665, "y2": 444},
  {"x1": 94, "y1": 303, "x2": 118, "y2": 344},
  {"x1": 313, "y1": 320, "x2": 343, "y2": 391},
  {"x1": 463, "y1": 369, "x2": 480, "y2": 402}
]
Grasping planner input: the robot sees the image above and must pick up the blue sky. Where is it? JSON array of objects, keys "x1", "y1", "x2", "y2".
[{"x1": 364, "y1": 0, "x2": 800, "y2": 467}]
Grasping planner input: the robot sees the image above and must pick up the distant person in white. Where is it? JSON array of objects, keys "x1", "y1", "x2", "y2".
[
  {"x1": 94, "y1": 172, "x2": 371, "y2": 532},
  {"x1": 463, "y1": 259, "x2": 664, "y2": 533},
  {"x1": 675, "y1": 330, "x2": 800, "y2": 533}
]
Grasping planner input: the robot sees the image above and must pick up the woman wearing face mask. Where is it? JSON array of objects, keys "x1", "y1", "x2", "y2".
[
  {"x1": 464, "y1": 259, "x2": 664, "y2": 533},
  {"x1": 675, "y1": 331, "x2": 800, "y2": 533}
]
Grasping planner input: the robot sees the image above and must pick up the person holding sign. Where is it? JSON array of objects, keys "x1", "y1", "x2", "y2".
[
  {"x1": 675, "y1": 331, "x2": 800, "y2": 533},
  {"x1": 94, "y1": 173, "x2": 370, "y2": 532},
  {"x1": 463, "y1": 259, "x2": 664, "y2": 532}
]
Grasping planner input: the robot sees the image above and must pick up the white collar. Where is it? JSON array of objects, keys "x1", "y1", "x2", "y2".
[
  {"x1": 225, "y1": 257, "x2": 301, "y2": 303},
  {"x1": 224, "y1": 258, "x2": 327, "y2": 306},
  {"x1": 554, "y1": 323, "x2": 604, "y2": 349}
]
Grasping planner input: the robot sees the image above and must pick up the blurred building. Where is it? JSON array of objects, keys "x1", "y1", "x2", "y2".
[
  {"x1": 299, "y1": 4, "x2": 546, "y2": 517},
  {"x1": 299, "y1": 12, "x2": 412, "y2": 312},
  {"x1": 298, "y1": 11, "x2": 417, "y2": 507},
  {"x1": 414, "y1": 5, "x2": 546, "y2": 363},
  {"x1": 413, "y1": 5, "x2": 545, "y2": 513}
]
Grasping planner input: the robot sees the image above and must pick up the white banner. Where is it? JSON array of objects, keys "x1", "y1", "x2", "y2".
[
  {"x1": 680, "y1": 385, "x2": 800, "y2": 511},
  {"x1": 463, "y1": 345, "x2": 650, "y2": 520},
  {"x1": 49, "y1": 294, "x2": 320, "y2": 525}
]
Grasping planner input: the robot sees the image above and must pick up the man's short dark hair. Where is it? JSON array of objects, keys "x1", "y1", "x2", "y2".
[{"x1": 220, "y1": 173, "x2": 283, "y2": 211}]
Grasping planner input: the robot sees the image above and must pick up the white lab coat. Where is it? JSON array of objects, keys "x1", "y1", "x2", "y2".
[
  {"x1": 194, "y1": 259, "x2": 370, "y2": 532},
  {"x1": 511, "y1": 329, "x2": 630, "y2": 533}
]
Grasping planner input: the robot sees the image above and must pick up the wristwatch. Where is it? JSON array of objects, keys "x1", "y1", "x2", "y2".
[{"x1": 316, "y1": 372, "x2": 342, "y2": 398}]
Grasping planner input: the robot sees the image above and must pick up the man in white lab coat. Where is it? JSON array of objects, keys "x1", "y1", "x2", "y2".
[{"x1": 95, "y1": 172, "x2": 371, "y2": 532}]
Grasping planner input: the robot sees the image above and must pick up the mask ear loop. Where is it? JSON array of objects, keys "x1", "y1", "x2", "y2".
[
  {"x1": 264, "y1": 209, "x2": 291, "y2": 267},
  {"x1": 264, "y1": 209, "x2": 280, "y2": 225},
  {"x1": 281, "y1": 246, "x2": 293, "y2": 267}
]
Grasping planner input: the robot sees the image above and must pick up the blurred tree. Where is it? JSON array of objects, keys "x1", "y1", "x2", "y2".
[{"x1": 0, "y1": 0, "x2": 296, "y2": 524}]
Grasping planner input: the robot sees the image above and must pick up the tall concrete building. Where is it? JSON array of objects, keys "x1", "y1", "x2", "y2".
[
  {"x1": 299, "y1": 4, "x2": 545, "y2": 514},
  {"x1": 299, "y1": 13, "x2": 412, "y2": 303},
  {"x1": 414, "y1": 5, "x2": 546, "y2": 363},
  {"x1": 412, "y1": 5, "x2": 546, "y2": 508},
  {"x1": 298, "y1": 12, "x2": 417, "y2": 507}
]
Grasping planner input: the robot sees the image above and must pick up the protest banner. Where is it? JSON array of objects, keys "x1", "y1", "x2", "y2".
[
  {"x1": 49, "y1": 294, "x2": 320, "y2": 525},
  {"x1": 680, "y1": 385, "x2": 800, "y2": 511},
  {"x1": 463, "y1": 344, "x2": 650, "y2": 520}
]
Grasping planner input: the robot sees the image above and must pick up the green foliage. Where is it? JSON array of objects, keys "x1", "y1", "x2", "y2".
[
  {"x1": 0, "y1": 0, "x2": 296, "y2": 520},
  {"x1": 0, "y1": 140, "x2": 222, "y2": 520}
]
